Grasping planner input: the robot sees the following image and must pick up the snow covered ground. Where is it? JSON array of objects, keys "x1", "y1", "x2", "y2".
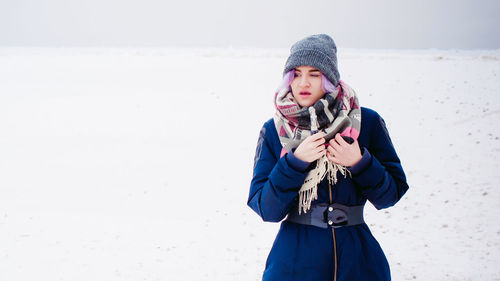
[{"x1": 0, "y1": 47, "x2": 499, "y2": 280}]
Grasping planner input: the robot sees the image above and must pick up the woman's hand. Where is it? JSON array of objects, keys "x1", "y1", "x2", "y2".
[
  {"x1": 327, "y1": 133, "x2": 362, "y2": 167},
  {"x1": 293, "y1": 132, "x2": 326, "y2": 162}
]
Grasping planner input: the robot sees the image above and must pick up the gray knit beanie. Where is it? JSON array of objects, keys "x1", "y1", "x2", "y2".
[{"x1": 283, "y1": 34, "x2": 340, "y2": 87}]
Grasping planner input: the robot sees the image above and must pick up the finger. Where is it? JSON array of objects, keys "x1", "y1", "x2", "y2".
[
  {"x1": 327, "y1": 153, "x2": 335, "y2": 162},
  {"x1": 313, "y1": 137, "x2": 325, "y2": 145},
  {"x1": 310, "y1": 131, "x2": 325, "y2": 141},
  {"x1": 335, "y1": 133, "x2": 349, "y2": 146},
  {"x1": 315, "y1": 145, "x2": 326, "y2": 154},
  {"x1": 314, "y1": 151, "x2": 326, "y2": 161},
  {"x1": 329, "y1": 138, "x2": 336, "y2": 146},
  {"x1": 312, "y1": 150, "x2": 325, "y2": 161},
  {"x1": 308, "y1": 139, "x2": 325, "y2": 150},
  {"x1": 329, "y1": 155, "x2": 340, "y2": 164},
  {"x1": 327, "y1": 145, "x2": 336, "y2": 155},
  {"x1": 329, "y1": 137, "x2": 342, "y2": 147},
  {"x1": 331, "y1": 141, "x2": 343, "y2": 152},
  {"x1": 350, "y1": 139, "x2": 360, "y2": 151},
  {"x1": 326, "y1": 153, "x2": 335, "y2": 162}
]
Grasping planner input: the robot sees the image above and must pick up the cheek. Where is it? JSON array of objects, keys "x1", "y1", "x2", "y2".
[
  {"x1": 313, "y1": 81, "x2": 325, "y2": 96},
  {"x1": 290, "y1": 81, "x2": 300, "y2": 95}
]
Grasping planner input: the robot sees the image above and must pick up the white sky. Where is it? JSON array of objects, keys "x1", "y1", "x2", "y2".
[{"x1": 1, "y1": 0, "x2": 499, "y2": 49}]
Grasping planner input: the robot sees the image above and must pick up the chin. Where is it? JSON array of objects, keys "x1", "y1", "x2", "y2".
[{"x1": 298, "y1": 100, "x2": 314, "y2": 107}]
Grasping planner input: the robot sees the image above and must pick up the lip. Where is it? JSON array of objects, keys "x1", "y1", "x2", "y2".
[{"x1": 299, "y1": 91, "x2": 311, "y2": 96}]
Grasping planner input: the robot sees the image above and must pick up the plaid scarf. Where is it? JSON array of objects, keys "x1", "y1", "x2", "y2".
[{"x1": 274, "y1": 80, "x2": 361, "y2": 214}]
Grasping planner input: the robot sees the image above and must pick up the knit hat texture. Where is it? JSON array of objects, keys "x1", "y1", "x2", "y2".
[{"x1": 283, "y1": 34, "x2": 340, "y2": 87}]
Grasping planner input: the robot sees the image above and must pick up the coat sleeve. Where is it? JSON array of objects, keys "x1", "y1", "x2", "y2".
[
  {"x1": 247, "y1": 122, "x2": 308, "y2": 222},
  {"x1": 350, "y1": 114, "x2": 409, "y2": 210}
]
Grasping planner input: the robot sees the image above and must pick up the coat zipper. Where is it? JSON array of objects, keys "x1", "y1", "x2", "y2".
[{"x1": 329, "y1": 181, "x2": 338, "y2": 281}]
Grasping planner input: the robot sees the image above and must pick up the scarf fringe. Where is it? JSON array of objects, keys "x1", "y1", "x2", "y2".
[{"x1": 298, "y1": 155, "x2": 351, "y2": 214}]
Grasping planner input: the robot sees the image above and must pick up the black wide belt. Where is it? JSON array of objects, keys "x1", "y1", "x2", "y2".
[{"x1": 285, "y1": 203, "x2": 365, "y2": 229}]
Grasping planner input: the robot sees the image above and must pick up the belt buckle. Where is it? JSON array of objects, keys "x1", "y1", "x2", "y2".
[{"x1": 324, "y1": 204, "x2": 348, "y2": 228}]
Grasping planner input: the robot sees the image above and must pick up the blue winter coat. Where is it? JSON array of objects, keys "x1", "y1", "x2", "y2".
[{"x1": 248, "y1": 107, "x2": 409, "y2": 281}]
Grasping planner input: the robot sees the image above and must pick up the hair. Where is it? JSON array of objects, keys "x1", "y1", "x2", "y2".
[{"x1": 277, "y1": 70, "x2": 338, "y2": 94}]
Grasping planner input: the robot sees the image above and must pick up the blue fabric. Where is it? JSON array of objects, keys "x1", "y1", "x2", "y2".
[
  {"x1": 348, "y1": 147, "x2": 371, "y2": 175},
  {"x1": 286, "y1": 150, "x2": 311, "y2": 172},
  {"x1": 248, "y1": 107, "x2": 409, "y2": 281}
]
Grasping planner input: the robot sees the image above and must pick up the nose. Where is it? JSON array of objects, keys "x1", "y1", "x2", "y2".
[{"x1": 298, "y1": 75, "x2": 310, "y2": 88}]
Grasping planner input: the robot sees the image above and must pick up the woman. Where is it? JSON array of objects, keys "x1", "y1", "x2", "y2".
[{"x1": 247, "y1": 34, "x2": 409, "y2": 281}]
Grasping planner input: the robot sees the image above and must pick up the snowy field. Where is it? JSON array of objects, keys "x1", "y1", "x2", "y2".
[{"x1": 0, "y1": 47, "x2": 499, "y2": 281}]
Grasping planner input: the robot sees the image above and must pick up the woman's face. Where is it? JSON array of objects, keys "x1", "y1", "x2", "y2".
[{"x1": 290, "y1": 65, "x2": 325, "y2": 107}]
